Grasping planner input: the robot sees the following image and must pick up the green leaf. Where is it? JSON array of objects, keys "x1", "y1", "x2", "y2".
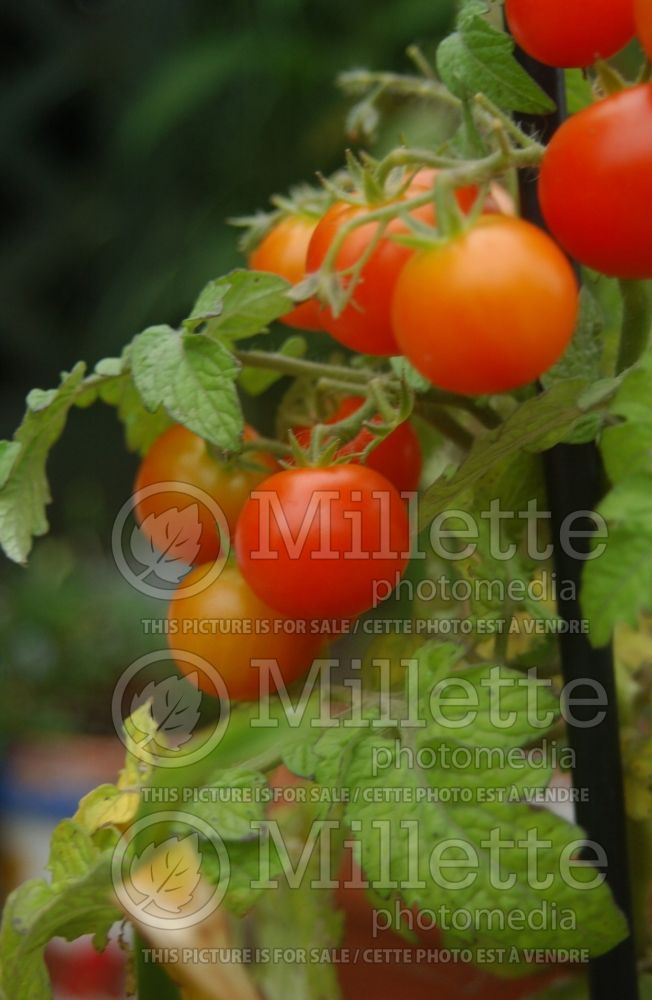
[
  {"x1": 0, "y1": 854, "x2": 120, "y2": 1000},
  {"x1": 0, "y1": 442, "x2": 21, "y2": 489},
  {"x1": 130, "y1": 324, "x2": 243, "y2": 450},
  {"x1": 419, "y1": 380, "x2": 593, "y2": 530},
  {"x1": 582, "y1": 474, "x2": 652, "y2": 647},
  {"x1": 601, "y1": 353, "x2": 652, "y2": 483},
  {"x1": 390, "y1": 356, "x2": 431, "y2": 393},
  {"x1": 185, "y1": 270, "x2": 293, "y2": 341},
  {"x1": 251, "y1": 863, "x2": 343, "y2": 1000},
  {"x1": 344, "y1": 736, "x2": 627, "y2": 968},
  {"x1": 191, "y1": 769, "x2": 267, "y2": 841},
  {"x1": 436, "y1": 8, "x2": 555, "y2": 113},
  {"x1": 96, "y1": 371, "x2": 171, "y2": 455},
  {"x1": 240, "y1": 335, "x2": 307, "y2": 395},
  {"x1": 542, "y1": 289, "x2": 604, "y2": 389},
  {"x1": 0, "y1": 365, "x2": 86, "y2": 563},
  {"x1": 47, "y1": 820, "x2": 99, "y2": 884},
  {"x1": 565, "y1": 70, "x2": 594, "y2": 115}
]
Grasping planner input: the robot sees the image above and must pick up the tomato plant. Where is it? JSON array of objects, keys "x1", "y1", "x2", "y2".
[
  {"x1": 505, "y1": 0, "x2": 636, "y2": 67},
  {"x1": 167, "y1": 563, "x2": 323, "y2": 701},
  {"x1": 539, "y1": 84, "x2": 652, "y2": 280},
  {"x1": 249, "y1": 214, "x2": 324, "y2": 331},
  {"x1": 134, "y1": 423, "x2": 277, "y2": 565},
  {"x1": 391, "y1": 215, "x2": 578, "y2": 395},
  {"x1": 2, "y1": 6, "x2": 651, "y2": 1000},
  {"x1": 235, "y1": 464, "x2": 410, "y2": 619}
]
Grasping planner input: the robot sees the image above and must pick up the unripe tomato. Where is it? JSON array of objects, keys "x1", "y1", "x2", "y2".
[
  {"x1": 391, "y1": 216, "x2": 578, "y2": 396},
  {"x1": 134, "y1": 425, "x2": 277, "y2": 566},
  {"x1": 539, "y1": 85, "x2": 652, "y2": 280},
  {"x1": 505, "y1": 0, "x2": 635, "y2": 67},
  {"x1": 235, "y1": 464, "x2": 410, "y2": 619},
  {"x1": 167, "y1": 564, "x2": 323, "y2": 701},
  {"x1": 249, "y1": 214, "x2": 323, "y2": 331},
  {"x1": 297, "y1": 397, "x2": 422, "y2": 495},
  {"x1": 636, "y1": 0, "x2": 652, "y2": 57}
]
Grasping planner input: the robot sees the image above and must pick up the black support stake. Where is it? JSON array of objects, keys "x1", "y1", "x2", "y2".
[{"x1": 512, "y1": 53, "x2": 639, "y2": 1000}]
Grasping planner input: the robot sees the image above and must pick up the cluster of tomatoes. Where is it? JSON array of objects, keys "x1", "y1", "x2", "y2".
[
  {"x1": 132, "y1": 0, "x2": 652, "y2": 703},
  {"x1": 506, "y1": 0, "x2": 652, "y2": 283},
  {"x1": 134, "y1": 411, "x2": 418, "y2": 701},
  {"x1": 252, "y1": 175, "x2": 579, "y2": 396}
]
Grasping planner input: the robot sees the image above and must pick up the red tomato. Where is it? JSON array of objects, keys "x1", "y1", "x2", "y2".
[
  {"x1": 539, "y1": 85, "x2": 652, "y2": 280},
  {"x1": 167, "y1": 564, "x2": 323, "y2": 701},
  {"x1": 134, "y1": 425, "x2": 277, "y2": 566},
  {"x1": 636, "y1": 0, "x2": 652, "y2": 57},
  {"x1": 249, "y1": 214, "x2": 323, "y2": 330},
  {"x1": 391, "y1": 215, "x2": 578, "y2": 396},
  {"x1": 297, "y1": 397, "x2": 422, "y2": 495},
  {"x1": 505, "y1": 0, "x2": 635, "y2": 67},
  {"x1": 235, "y1": 465, "x2": 410, "y2": 619}
]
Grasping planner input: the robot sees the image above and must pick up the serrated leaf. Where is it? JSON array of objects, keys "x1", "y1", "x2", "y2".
[
  {"x1": 0, "y1": 365, "x2": 86, "y2": 563},
  {"x1": 601, "y1": 354, "x2": 652, "y2": 483},
  {"x1": 130, "y1": 325, "x2": 242, "y2": 449},
  {"x1": 419, "y1": 380, "x2": 593, "y2": 529},
  {"x1": 191, "y1": 769, "x2": 266, "y2": 841},
  {"x1": 239, "y1": 335, "x2": 307, "y2": 395},
  {"x1": 185, "y1": 270, "x2": 293, "y2": 341},
  {"x1": 0, "y1": 857, "x2": 119, "y2": 1000},
  {"x1": 94, "y1": 371, "x2": 171, "y2": 455},
  {"x1": 582, "y1": 474, "x2": 652, "y2": 647},
  {"x1": 344, "y1": 735, "x2": 627, "y2": 967},
  {"x1": 436, "y1": 11, "x2": 555, "y2": 113}
]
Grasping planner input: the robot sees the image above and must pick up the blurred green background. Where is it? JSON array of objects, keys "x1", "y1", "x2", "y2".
[{"x1": 0, "y1": 0, "x2": 456, "y2": 739}]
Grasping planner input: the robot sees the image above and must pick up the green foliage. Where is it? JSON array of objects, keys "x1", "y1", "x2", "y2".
[
  {"x1": 582, "y1": 356, "x2": 652, "y2": 645},
  {"x1": 437, "y1": 2, "x2": 555, "y2": 113}
]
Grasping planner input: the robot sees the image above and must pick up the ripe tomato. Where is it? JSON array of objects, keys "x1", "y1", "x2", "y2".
[
  {"x1": 505, "y1": 0, "x2": 635, "y2": 67},
  {"x1": 249, "y1": 214, "x2": 323, "y2": 331},
  {"x1": 297, "y1": 397, "x2": 422, "y2": 494},
  {"x1": 539, "y1": 85, "x2": 652, "y2": 280},
  {"x1": 636, "y1": 0, "x2": 652, "y2": 57},
  {"x1": 235, "y1": 464, "x2": 410, "y2": 619},
  {"x1": 391, "y1": 215, "x2": 578, "y2": 396},
  {"x1": 134, "y1": 424, "x2": 277, "y2": 566},
  {"x1": 305, "y1": 171, "x2": 515, "y2": 357},
  {"x1": 167, "y1": 564, "x2": 323, "y2": 701}
]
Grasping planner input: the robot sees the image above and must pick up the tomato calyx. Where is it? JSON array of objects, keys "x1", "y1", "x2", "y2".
[{"x1": 288, "y1": 379, "x2": 414, "y2": 469}]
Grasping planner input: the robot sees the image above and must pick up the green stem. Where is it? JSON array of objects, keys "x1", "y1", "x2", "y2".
[
  {"x1": 416, "y1": 394, "x2": 500, "y2": 431},
  {"x1": 135, "y1": 933, "x2": 182, "y2": 1000},
  {"x1": 616, "y1": 280, "x2": 652, "y2": 373},
  {"x1": 416, "y1": 402, "x2": 474, "y2": 450},
  {"x1": 234, "y1": 348, "x2": 377, "y2": 384}
]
